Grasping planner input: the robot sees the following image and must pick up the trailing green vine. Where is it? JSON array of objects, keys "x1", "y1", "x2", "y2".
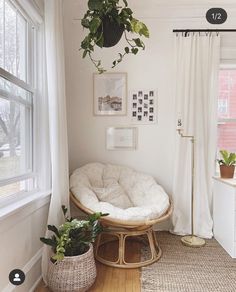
[{"x1": 80, "y1": 0, "x2": 149, "y2": 73}]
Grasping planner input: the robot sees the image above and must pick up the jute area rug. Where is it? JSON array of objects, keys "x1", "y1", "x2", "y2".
[{"x1": 141, "y1": 232, "x2": 236, "y2": 292}]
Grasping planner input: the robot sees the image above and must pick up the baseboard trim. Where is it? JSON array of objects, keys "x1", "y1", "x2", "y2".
[
  {"x1": 23, "y1": 247, "x2": 43, "y2": 274},
  {"x1": 29, "y1": 275, "x2": 43, "y2": 292},
  {"x1": 3, "y1": 248, "x2": 43, "y2": 292}
]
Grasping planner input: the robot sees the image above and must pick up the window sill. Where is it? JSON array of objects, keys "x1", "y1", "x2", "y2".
[
  {"x1": 0, "y1": 189, "x2": 51, "y2": 222},
  {"x1": 213, "y1": 176, "x2": 236, "y2": 187}
]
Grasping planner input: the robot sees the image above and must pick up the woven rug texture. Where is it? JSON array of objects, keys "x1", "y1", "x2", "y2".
[{"x1": 141, "y1": 232, "x2": 236, "y2": 292}]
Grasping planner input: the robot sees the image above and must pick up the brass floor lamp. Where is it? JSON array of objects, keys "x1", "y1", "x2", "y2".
[{"x1": 177, "y1": 119, "x2": 205, "y2": 247}]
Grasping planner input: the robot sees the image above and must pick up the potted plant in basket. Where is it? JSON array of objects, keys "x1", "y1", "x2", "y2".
[
  {"x1": 217, "y1": 149, "x2": 236, "y2": 179},
  {"x1": 80, "y1": 0, "x2": 150, "y2": 73},
  {"x1": 40, "y1": 206, "x2": 107, "y2": 292}
]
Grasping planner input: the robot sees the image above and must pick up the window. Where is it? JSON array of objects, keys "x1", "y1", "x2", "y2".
[
  {"x1": 217, "y1": 68, "x2": 236, "y2": 156},
  {"x1": 218, "y1": 99, "x2": 228, "y2": 114},
  {"x1": 0, "y1": 0, "x2": 36, "y2": 199}
]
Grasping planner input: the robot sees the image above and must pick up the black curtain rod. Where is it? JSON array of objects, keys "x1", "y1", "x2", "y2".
[{"x1": 173, "y1": 29, "x2": 236, "y2": 33}]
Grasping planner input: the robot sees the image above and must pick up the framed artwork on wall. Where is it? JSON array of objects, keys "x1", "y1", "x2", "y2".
[
  {"x1": 106, "y1": 126, "x2": 137, "y2": 150},
  {"x1": 130, "y1": 89, "x2": 157, "y2": 124},
  {"x1": 93, "y1": 72, "x2": 127, "y2": 116}
]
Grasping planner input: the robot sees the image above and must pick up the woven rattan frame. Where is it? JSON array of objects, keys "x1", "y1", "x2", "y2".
[{"x1": 70, "y1": 192, "x2": 173, "y2": 268}]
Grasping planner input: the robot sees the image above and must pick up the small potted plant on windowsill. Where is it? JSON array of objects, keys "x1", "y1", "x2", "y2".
[
  {"x1": 217, "y1": 149, "x2": 236, "y2": 179},
  {"x1": 40, "y1": 206, "x2": 107, "y2": 292}
]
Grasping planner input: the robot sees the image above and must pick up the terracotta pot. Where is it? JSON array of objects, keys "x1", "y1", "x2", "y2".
[
  {"x1": 48, "y1": 244, "x2": 96, "y2": 292},
  {"x1": 101, "y1": 16, "x2": 124, "y2": 47},
  {"x1": 220, "y1": 165, "x2": 235, "y2": 179}
]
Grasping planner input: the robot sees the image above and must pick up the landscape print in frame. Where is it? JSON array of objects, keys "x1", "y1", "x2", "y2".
[{"x1": 93, "y1": 72, "x2": 127, "y2": 116}]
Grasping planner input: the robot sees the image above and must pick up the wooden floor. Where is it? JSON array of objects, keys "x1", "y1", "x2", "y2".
[{"x1": 36, "y1": 241, "x2": 141, "y2": 292}]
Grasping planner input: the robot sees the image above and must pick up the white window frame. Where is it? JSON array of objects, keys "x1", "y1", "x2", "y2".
[{"x1": 0, "y1": 0, "x2": 37, "y2": 201}]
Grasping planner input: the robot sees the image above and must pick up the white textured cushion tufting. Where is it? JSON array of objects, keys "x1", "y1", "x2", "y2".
[
  {"x1": 70, "y1": 163, "x2": 170, "y2": 222},
  {"x1": 93, "y1": 182, "x2": 133, "y2": 209}
]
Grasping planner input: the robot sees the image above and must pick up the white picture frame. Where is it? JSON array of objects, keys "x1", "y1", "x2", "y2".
[
  {"x1": 106, "y1": 127, "x2": 137, "y2": 150},
  {"x1": 130, "y1": 89, "x2": 157, "y2": 124},
  {"x1": 93, "y1": 73, "x2": 127, "y2": 116}
]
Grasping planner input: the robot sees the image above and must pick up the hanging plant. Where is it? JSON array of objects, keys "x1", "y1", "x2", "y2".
[{"x1": 80, "y1": 0, "x2": 150, "y2": 73}]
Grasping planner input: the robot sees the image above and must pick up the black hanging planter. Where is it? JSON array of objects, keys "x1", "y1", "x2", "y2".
[
  {"x1": 101, "y1": 16, "x2": 124, "y2": 48},
  {"x1": 80, "y1": 0, "x2": 150, "y2": 72}
]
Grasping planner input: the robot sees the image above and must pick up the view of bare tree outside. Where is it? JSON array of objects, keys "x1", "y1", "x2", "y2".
[
  {"x1": 0, "y1": 0, "x2": 33, "y2": 193},
  {"x1": 0, "y1": 98, "x2": 21, "y2": 179}
]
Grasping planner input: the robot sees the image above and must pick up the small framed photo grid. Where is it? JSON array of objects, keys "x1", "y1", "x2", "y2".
[{"x1": 130, "y1": 89, "x2": 157, "y2": 124}]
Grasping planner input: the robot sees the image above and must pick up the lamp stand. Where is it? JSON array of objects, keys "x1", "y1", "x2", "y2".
[{"x1": 177, "y1": 128, "x2": 206, "y2": 248}]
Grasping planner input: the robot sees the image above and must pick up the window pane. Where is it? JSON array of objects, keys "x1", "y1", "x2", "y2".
[
  {"x1": 16, "y1": 13, "x2": 27, "y2": 81},
  {"x1": 0, "y1": 86, "x2": 32, "y2": 180},
  {"x1": 5, "y1": 1, "x2": 17, "y2": 76},
  {"x1": 217, "y1": 122, "x2": 236, "y2": 153},
  {"x1": 0, "y1": 0, "x2": 3, "y2": 68},
  {"x1": 0, "y1": 178, "x2": 35, "y2": 197},
  {"x1": 0, "y1": 76, "x2": 30, "y2": 102},
  {"x1": 218, "y1": 70, "x2": 236, "y2": 119}
]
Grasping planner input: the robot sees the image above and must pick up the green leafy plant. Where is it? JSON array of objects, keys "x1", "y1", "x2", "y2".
[
  {"x1": 40, "y1": 206, "x2": 108, "y2": 262},
  {"x1": 80, "y1": 0, "x2": 150, "y2": 73},
  {"x1": 217, "y1": 149, "x2": 236, "y2": 166}
]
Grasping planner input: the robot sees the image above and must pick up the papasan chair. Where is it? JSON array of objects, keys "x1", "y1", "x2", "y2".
[{"x1": 70, "y1": 163, "x2": 173, "y2": 268}]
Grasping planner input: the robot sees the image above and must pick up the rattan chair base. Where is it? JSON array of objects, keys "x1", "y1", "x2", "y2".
[
  {"x1": 95, "y1": 226, "x2": 162, "y2": 268},
  {"x1": 70, "y1": 192, "x2": 173, "y2": 269}
]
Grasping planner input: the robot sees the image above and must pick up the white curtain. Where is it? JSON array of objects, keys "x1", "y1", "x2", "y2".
[
  {"x1": 172, "y1": 33, "x2": 220, "y2": 238},
  {"x1": 42, "y1": 0, "x2": 70, "y2": 283}
]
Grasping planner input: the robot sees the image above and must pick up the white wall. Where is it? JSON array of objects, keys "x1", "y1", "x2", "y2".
[
  {"x1": 63, "y1": 1, "x2": 236, "y2": 198},
  {"x1": 0, "y1": 196, "x2": 50, "y2": 291}
]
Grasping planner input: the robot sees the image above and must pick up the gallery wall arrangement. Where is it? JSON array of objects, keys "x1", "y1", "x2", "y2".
[{"x1": 93, "y1": 72, "x2": 158, "y2": 151}]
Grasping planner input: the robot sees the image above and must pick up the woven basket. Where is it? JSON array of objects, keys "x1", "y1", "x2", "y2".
[{"x1": 48, "y1": 244, "x2": 96, "y2": 292}]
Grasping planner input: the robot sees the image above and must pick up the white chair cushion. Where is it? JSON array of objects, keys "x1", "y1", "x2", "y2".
[
  {"x1": 93, "y1": 181, "x2": 133, "y2": 209},
  {"x1": 70, "y1": 163, "x2": 170, "y2": 222}
]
